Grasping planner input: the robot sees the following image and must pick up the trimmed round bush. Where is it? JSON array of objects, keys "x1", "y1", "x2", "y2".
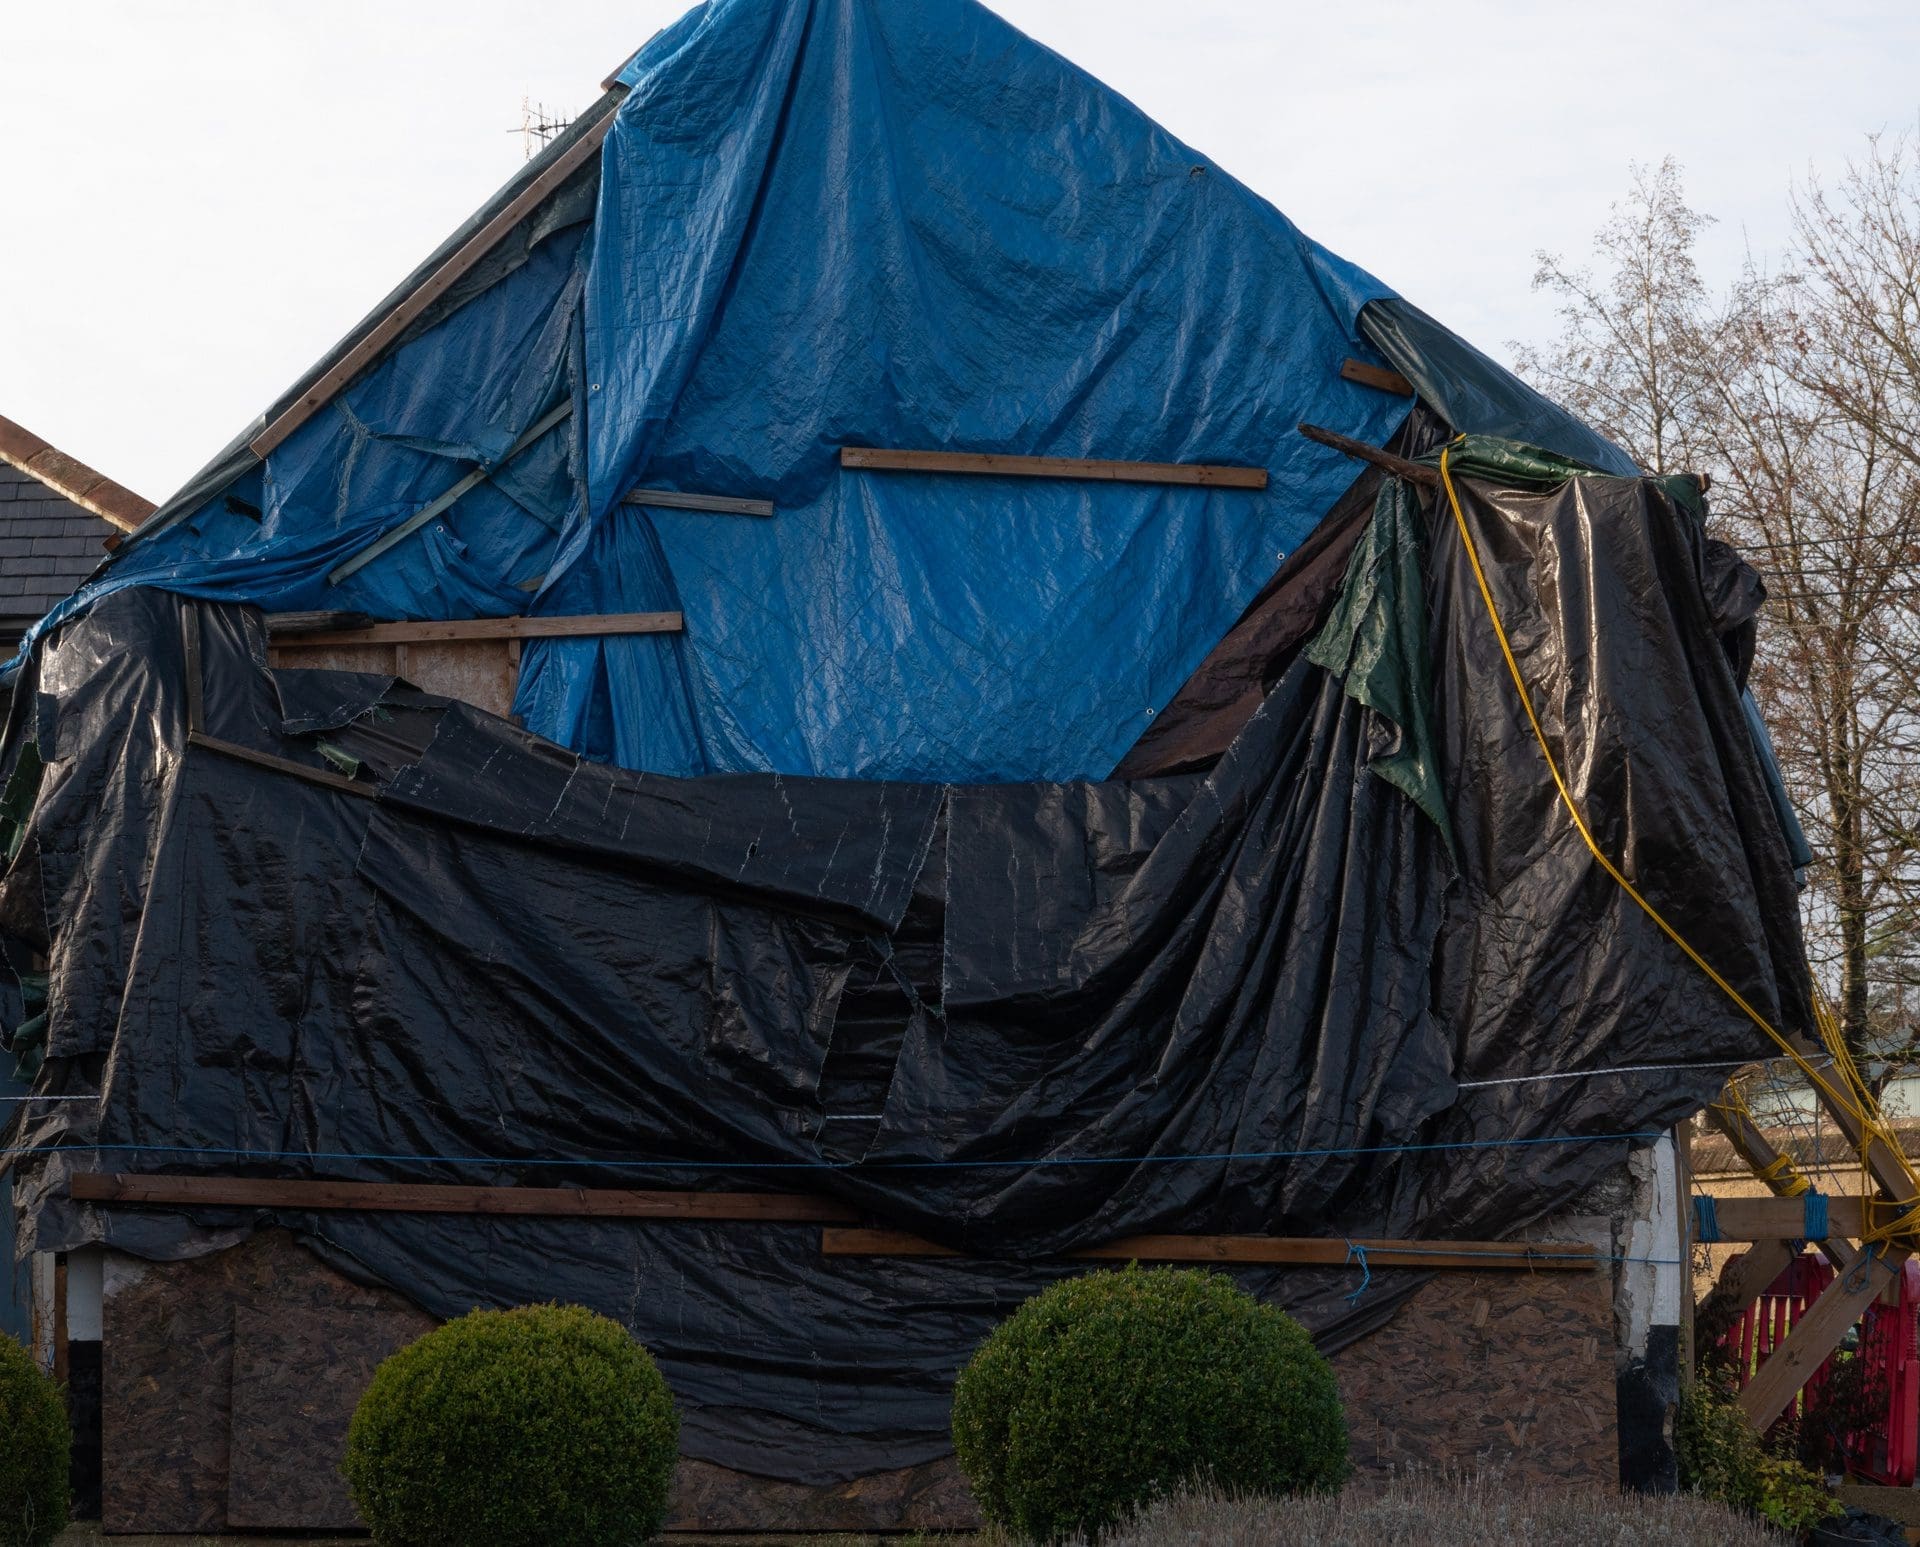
[
  {"x1": 343, "y1": 1303, "x2": 678, "y2": 1547},
  {"x1": 0, "y1": 1332, "x2": 68, "y2": 1547},
  {"x1": 952, "y1": 1265, "x2": 1348, "y2": 1543}
]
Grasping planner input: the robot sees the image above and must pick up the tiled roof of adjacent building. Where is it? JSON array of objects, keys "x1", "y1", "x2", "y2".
[{"x1": 0, "y1": 414, "x2": 155, "y2": 642}]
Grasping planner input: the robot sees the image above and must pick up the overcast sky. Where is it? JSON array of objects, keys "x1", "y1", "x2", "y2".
[{"x1": 3, "y1": 0, "x2": 1916, "y2": 503}]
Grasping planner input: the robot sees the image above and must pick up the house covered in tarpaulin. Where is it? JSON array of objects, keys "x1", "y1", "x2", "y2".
[{"x1": 0, "y1": 0, "x2": 1813, "y2": 1531}]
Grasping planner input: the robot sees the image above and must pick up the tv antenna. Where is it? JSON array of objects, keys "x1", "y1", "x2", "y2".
[{"x1": 512, "y1": 97, "x2": 572, "y2": 161}]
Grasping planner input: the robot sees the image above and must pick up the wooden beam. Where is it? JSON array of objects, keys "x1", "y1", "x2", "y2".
[
  {"x1": 250, "y1": 103, "x2": 620, "y2": 460},
  {"x1": 1737, "y1": 1245, "x2": 1910, "y2": 1428},
  {"x1": 69, "y1": 1172, "x2": 858, "y2": 1222},
  {"x1": 1297, "y1": 423, "x2": 1440, "y2": 488},
  {"x1": 268, "y1": 611, "x2": 683, "y2": 648},
  {"x1": 187, "y1": 731, "x2": 373, "y2": 800},
  {"x1": 820, "y1": 1228, "x2": 1598, "y2": 1271},
  {"x1": 838, "y1": 447, "x2": 1267, "y2": 490},
  {"x1": 1695, "y1": 1238, "x2": 1798, "y2": 1350},
  {"x1": 1698, "y1": 1194, "x2": 1867, "y2": 1240},
  {"x1": 1706, "y1": 1101, "x2": 1860, "y2": 1271},
  {"x1": 624, "y1": 489, "x2": 775, "y2": 517},
  {"x1": 1340, "y1": 358, "x2": 1415, "y2": 397}
]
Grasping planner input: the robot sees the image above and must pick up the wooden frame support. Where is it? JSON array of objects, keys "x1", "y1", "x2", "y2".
[
  {"x1": 839, "y1": 446, "x2": 1267, "y2": 489},
  {"x1": 821, "y1": 1228, "x2": 1599, "y2": 1271},
  {"x1": 1738, "y1": 1245, "x2": 1910, "y2": 1428},
  {"x1": 1707, "y1": 1102, "x2": 1861, "y2": 1271},
  {"x1": 1695, "y1": 1238, "x2": 1799, "y2": 1349},
  {"x1": 1695, "y1": 1194, "x2": 1868, "y2": 1240}
]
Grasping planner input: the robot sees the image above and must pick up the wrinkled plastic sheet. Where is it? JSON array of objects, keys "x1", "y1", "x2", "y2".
[
  {"x1": 16, "y1": 0, "x2": 1413, "y2": 788},
  {"x1": 0, "y1": 456, "x2": 1811, "y2": 1482}
]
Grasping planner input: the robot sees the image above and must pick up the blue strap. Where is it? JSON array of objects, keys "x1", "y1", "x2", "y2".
[
  {"x1": 1343, "y1": 1240, "x2": 1372, "y2": 1306},
  {"x1": 1803, "y1": 1190, "x2": 1829, "y2": 1240},
  {"x1": 1692, "y1": 1194, "x2": 1722, "y2": 1244}
]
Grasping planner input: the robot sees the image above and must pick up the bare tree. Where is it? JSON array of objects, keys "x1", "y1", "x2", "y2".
[
  {"x1": 1512, "y1": 157, "x2": 1716, "y2": 474},
  {"x1": 1513, "y1": 145, "x2": 1920, "y2": 1075}
]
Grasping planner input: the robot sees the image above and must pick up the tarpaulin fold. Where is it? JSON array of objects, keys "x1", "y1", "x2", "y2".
[{"x1": 1, "y1": 447, "x2": 1810, "y2": 1481}]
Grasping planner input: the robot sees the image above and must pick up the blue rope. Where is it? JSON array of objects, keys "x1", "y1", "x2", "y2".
[
  {"x1": 1803, "y1": 1190, "x2": 1829, "y2": 1240},
  {"x1": 0, "y1": 1127, "x2": 1668, "y2": 1174},
  {"x1": 1343, "y1": 1240, "x2": 1372, "y2": 1305},
  {"x1": 1692, "y1": 1194, "x2": 1722, "y2": 1243}
]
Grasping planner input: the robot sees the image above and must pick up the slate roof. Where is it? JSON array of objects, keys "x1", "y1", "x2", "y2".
[{"x1": 0, "y1": 415, "x2": 154, "y2": 643}]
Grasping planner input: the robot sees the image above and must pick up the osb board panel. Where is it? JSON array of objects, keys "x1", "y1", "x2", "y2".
[
  {"x1": 268, "y1": 642, "x2": 395, "y2": 676},
  {"x1": 666, "y1": 1455, "x2": 979, "y2": 1534},
  {"x1": 398, "y1": 639, "x2": 516, "y2": 718},
  {"x1": 1331, "y1": 1265, "x2": 1617, "y2": 1481},
  {"x1": 227, "y1": 1301, "x2": 436, "y2": 1529},
  {"x1": 100, "y1": 1230, "x2": 429, "y2": 1534},
  {"x1": 270, "y1": 638, "x2": 516, "y2": 717}
]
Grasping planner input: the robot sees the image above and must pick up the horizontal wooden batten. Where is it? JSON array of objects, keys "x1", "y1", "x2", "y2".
[
  {"x1": 1696, "y1": 1193, "x2": 1867, "y2": 1240},
  {"x1": 839, "y1": 446, "x2": 1267, "y2": 490},
  {"x1": 267, "y1": 611, "x2": 683, "y2": 648},
  {"x1": 623, "y1": 488, "x2": 775, "y2": 517},
  {"x1": 70, "y1": 1172, "x2": 858, "y2": 1223},
  {"x1": 821, "y1": 1228, "x2": 1599, "y2": 1272},
  {"x1": 1340, "y1": 358, "x2": 1415, "y2": 397}
]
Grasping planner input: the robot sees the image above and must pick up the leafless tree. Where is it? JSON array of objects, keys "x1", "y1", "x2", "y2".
[{"x1": 1513, "y1": 142, "x2": 1920, "y2": 1079}]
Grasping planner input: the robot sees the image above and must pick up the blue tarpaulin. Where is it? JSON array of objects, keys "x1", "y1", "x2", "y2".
[{"x1": 27, "y1": 0, "x2": 1566, "y2": 782}]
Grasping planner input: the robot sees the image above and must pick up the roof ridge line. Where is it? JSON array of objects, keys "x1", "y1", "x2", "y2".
[{"x1": 0, "y1": 413, "x2": 155, "y2": 532}]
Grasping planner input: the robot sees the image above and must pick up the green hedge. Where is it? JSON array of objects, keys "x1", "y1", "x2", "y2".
[
  {"x1": 1677, "y1": 1365, "x2": 1837, "y2": 1534},
  {"x1": 952, "y1": 1265, "x2": 1348, "y2": 1542},
  {"x1": 343, "y1": 1304, "x2": 679, "y2": 1547},
  {"x1": 0, "y1": 1332, "x2": 68, "y2": 1547}
]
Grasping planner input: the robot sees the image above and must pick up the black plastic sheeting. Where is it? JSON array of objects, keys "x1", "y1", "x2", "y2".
[{"x1": 0, "y1": 459, "x2": 1809, "y2": 1483}]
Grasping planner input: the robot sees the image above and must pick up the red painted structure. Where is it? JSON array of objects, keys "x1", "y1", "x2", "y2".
[{"x1": 1721, "y1": 1252, "x2": 1920, "y2": 1486}]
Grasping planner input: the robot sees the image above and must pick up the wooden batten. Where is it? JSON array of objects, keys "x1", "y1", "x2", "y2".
[
  {"x1": 821, "y1": 1228, "x2": 1599, "y2": 1272},
  {"x1": 839, "y1": 446, "x2": 1267, "y2": 489},
  {"x1": 266, "y1": 611, "x2": 683, "y2": 647},
  {"x1": 623, "y1": 488, "x2": 775, "y2": 517},
  {"x1": 1696, "y1": 1193, "x2": 1867, "y2": 1240},
  {"x1": 1340, "y1": 358, "x2": 1415, "y2": 397},
  {"x1": 70, "y1": 1172, "x2": 856, "y2": 1223}
]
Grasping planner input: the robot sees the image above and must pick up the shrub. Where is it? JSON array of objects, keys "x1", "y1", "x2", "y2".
[
  {"x1": 343, "y1": 1303, "x2": 679, "y2": 1547},
  {"x1": 951, "y1": 1265, "x2": 1348, "y2": 1543},
  {"x1": 0, "y1": 1332, "x2": 68, "y2": 1547},
  {"x1": 1677, "y1": 1364, "x2": 1838, "y2": 1534}
]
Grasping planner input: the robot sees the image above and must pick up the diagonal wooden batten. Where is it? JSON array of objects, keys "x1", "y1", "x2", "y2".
[
  {"x1": 1695, "y1": 1237, "x2": 1800, "y2": 1350},
  {"x1": 623, "y1": 488, "x2": 775, "y2": 517},
  {"x1": 1297, "y1": 423, "x2": 1439, "y2": 487},
  {"x1": 326, "y1": 401, "x2": 573, "y2": 585},
  {"x1": 1737, "y1": 1244, "x2": 1911, "y2": 1427}
]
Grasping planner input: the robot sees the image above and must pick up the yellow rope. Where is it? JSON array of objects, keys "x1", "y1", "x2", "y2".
[{"x1": 1437, "y1": 444, "x2": 1920, "y2": 1248}]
